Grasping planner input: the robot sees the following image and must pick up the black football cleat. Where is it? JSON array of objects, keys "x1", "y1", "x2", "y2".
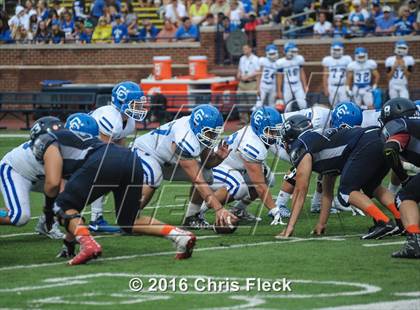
[
  {"x1": 361, "y1": 220, "x2": 398, "y2": 240},
  {"x1": 392, "y1": 234, "x2": 420, "y2": 259},
  {"x1": 391, "y1": 218, "x2": 407, "y2": 236},
  {"x1": 182, "y1": 214, "x2": 210, "y2": 230}
]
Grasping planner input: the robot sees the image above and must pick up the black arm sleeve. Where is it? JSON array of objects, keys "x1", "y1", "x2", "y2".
[{"x1": 383, "y1": 140, "x2": 408, "y2": 182}]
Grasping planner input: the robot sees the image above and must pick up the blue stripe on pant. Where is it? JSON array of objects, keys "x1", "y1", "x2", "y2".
[
  {"x1": 141, "y1": 158, "x2": 155, "y2": 186},
  {"x1": 213, "y1": 169, "x2": 240, "y2": 197},
  {"x1": 0, "y1": 163, "x2": 22, "y2": 225}
]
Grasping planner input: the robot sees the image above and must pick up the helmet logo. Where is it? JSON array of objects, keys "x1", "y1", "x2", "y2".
[
  {"x1": 30, "y1": 123, "x2": 42, "y2": 138},
  {"x1": 115, "y1": 85, "x2": 128, "y2": 101},
  {"x1": 194, "y1": 108, "x2": 205, "y2": 125},
  {"x1": 253, "y1": 110, "x2": 264, "y2": 125},
  {"x1": 336, "y1": 105, "x2": 349, "y2": 117},
  {"x1": 68, "y1": 117, "x2": 82, "y2": 130},
  {"x1": 383, "y1": 105, "x2": 391, "y2": 117}
]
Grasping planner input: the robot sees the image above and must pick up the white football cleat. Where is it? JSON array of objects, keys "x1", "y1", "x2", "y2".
[
  {"x1": 35, "y1": 215, "x2": 65, "y2": 240},
  {"x1": 172, "y1": 229, "x2": 196, "y2": 259}
]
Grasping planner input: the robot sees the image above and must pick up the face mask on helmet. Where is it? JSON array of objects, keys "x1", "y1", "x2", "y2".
[
  {"x1": 395, "y1": 45, "x2": 408, "y2": 56},
  {"x1": 291, "y1": 47, "x2": 299, "y2": 57},
  {"x1": 331, "y1": 46, "x2": 343, "y2": 58},
  {"x1": 260, "y1": 124, "x2": 282, "y2": 146},
  {"x1": 123, "y1": 96, "x2": 148, "y2": 121},
  {"x1": 266, "y1": 50, "x2": 278, "y2": 61},
  {"x1": 197, "y1": 126, "x2": 223, "y2": 148},
  {"x1": 355, "y1": 52, "x2": 367, "y2": 63}
]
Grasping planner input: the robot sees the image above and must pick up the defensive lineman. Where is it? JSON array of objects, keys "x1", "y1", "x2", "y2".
[
  {"x1": 322, "y1": 41, "x2": 352, "y2": 107},
  {"x1": 385, "y1": 40, "x2": 415, "y2": 100},
  {"x1": 346, "y1": 47, "x2": 380, "y2": 109}
]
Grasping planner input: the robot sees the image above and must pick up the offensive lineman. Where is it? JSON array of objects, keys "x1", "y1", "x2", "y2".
[
  {"x1": 322, "y1": 41, "x2": 352, "y2": 107},
  {"x1": 385, "y1": 40, "x2": 415, "y2": 100},
  {"x1": 346, "y1": 47, "x2": 380, "y2": 109},
  {"x1": 131, "y1": 104, "x2": 237, "y2": 229},
  {"x1": 256, "y1": 44, "x2": 279, "y2": 108},
  {"x1": 89, "y1": 81, "x2": 148, "y2": 233},
  {"x1": 276, "y1": 42, "x2": 308, "y2": 112}
]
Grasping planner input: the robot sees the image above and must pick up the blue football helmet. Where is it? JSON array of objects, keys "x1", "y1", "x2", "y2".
[
  {"x1": 189, "y1": 104, "x2": 224, "y2": 148},
  {"x1": 265, "y1": 44, "x2": 278, "y2": 61},
  {"x1": 65, "y1": 113, "x2": 99, "y2": 136},
  {"x1": 331, "y1": 41, "x2": 344, "y2": 58},
  {"x1": 330, "y1": 102, "x2": 363, "y2": 128},
  {"x1": 111, "y1": 81, "x2": 147, "y2": 121},
  {"x1": 395, "y1": 40, "x2": 408, "y2": 56},
  {"x1": 355, "y1": 47, "x2": 367, "y2": 63},
  {"x1": 414, "y1": 100, "x2": 420, "y2": 114},
  {"x1": 284, "y1": 42, "x2": 298, "y2": 59},
  {"x1": 250, "y1": 106, "x2": 283, "y2": 145}
]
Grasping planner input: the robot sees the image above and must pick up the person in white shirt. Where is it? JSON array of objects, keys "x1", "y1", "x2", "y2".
[
  {"x1": 237, "y1": 44, "x2": 260, "y2": 123},
  {"x1": 385, "y1": 40, "x2": 415, "y2": 100},
  {"x1": 313, "y1": 12, "x2": 332, "y2": 37},
  {"x1": 164, "y1": 0, "x2": 187, "y2": 24},
  {"x1": 322, "y1": 41, "x2": 352, "y2": 107},
  {"x1": 256, "y1": 44, "x2": 279, "y2": 108},
  {"x1": 8, "y1": 5, "x2": 29, "y2": 31}
]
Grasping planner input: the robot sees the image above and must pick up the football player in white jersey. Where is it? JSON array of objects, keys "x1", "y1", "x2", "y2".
[
  {"x1": 132, "y1": 104, "x2": 237, "y2": 229},
  {"x1": 256, "y1": 44, "x2": 278, "y2": 108},
  {"x1": 0, "y1": 117, "x2": 70, "y2": 239},
  {"x1": 201, "y1": 107, "x2": 285, "y2": 224},
  {"x1": 346, "y1": 47, "x2": 380, "y2": 109},
  {"x1": 89, "y1": 81, "x2": 147, "y2": 233},
  {"x1": 385, "y1": 40, "x2": 415, "y2": 100},
  {"x1": 322, "y1": 41, "x2": 352, "y2": 107},
  {"x1": 276, "y1": 42, "x2": 308, "y2": 112}
]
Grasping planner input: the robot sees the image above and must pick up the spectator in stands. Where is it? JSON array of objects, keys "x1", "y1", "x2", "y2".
[
  {"x1": 72, "y1": 20, "x2": 84, "y2": 42},
  {"x1": 92, "y1": 16, "x2": 112, "y2": 42},
  {"x1": 243, "y1": 11, "x2": 257, "y2": 49},
  {"x1": 0, "y1": 18, "x2": 13, "y2": 44},
  {"x1": 49, "y1": 21, "x2": 64, "y2": 43},
  {"x1": 73, "y1": 0, "x2": 88, "y2": 21},
  {"x1": 332, "y1": 14, "x2": 349, "y2": 38},
  {"x1": 91, "y1": 0, "x2": 106, "y2": 25},
  {"x1": 138, "y1": 18, "x2": 158, "y2": 41},
  {"x1": 25, "y1": 0, "x2": 37, "y2": 18},
  {"x1": 370, "y1": 0, "x2": 382, "y2": 18},
  {"x1": 34, "y1": 20, "x2": 50, "y2": 43},
  {"x1": 313, "y1": 12, "x2": 332, "y2": 37},
  {"x1": 202, "y1": 13, "x2": 215, "y2": 26},
  {"x1": 104, "y1": 5, "x2": 120, "y2": 24},
  {"x1": 292, "y1": 0, "x2": 314, "y2": 26},
  {"x1": 274, "y1": 0, "x2": 292, "y2": 24},
  {"x1": 395, "y1": 5, "x2": 416, "y2": 35},
  {"x1": 407, "y1": 0, "x2": 418, "y2": 24},
  {"x1": 8, "y1": 5, "x2": 29, "y2": 31},
  {"x1": 79, "y1": 19, "x2": 94, "y2": 43},
  {"x1": 27, "y1": 13, "x2": 38, "y2": 40},
  {"x1": 112, "y1": 14, "x2": 128, "y2": 43},
  {"x1": 175, "y1": 16, "x2": 199, "y2": 41},
  {"x1": 375, "y1": 5, "x2": 396, "y2": 36},
  {"x1": 11, "y1": 24, "x2": 28, "y2": 43},
  {"x1": 53, "y1": 0, "x2": 65, "y2": 17},
  {"x1": 156, "y1": 19, "x2": 177, "y2": 42},
  {"x1": 210, "y1": 0, "x2": 230, "y2": 21},
  {"x1": 229, "y1": 0, "x2": 244, "y2": 29},
  {"x1": 237, "y1": 43, "x2": 259, "y2": 124},
  {"x1": 164, "y1": 0, "x2": 187, "y2": 24},
  {"x1": 61, "y1": 11, "x2": 75, "y2": 39},
  {"x1": 47, "y1": 10, "x2": 60, "y2": 28},
  {"x1": 189, "y1": 0, "x2": 209, "y2": 25},
  {"x1": 121, "y1": 2, "x2": 138, "y2": 37},
  {"x1": 348, "y1": 0, "x2": 367, "y2": 36},
  {"x1": 36, "y1": 0, "x2": 49, "y2": 22}
]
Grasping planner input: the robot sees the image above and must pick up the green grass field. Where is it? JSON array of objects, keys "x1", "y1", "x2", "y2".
[{"x1": 1, "y1": 135, "x2": 419, "y2": 310}]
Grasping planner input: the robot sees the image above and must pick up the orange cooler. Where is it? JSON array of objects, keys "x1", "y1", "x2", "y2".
[
  {"x1": 188, "y1": 56, "x2": 208, "y2": 79},
  {"x1": 153, "y1": 56, "x2": 172, "y2": 80}
]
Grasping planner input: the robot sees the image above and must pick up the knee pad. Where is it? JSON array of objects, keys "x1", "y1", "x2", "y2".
[
  {"x1": 284, "y1": 168, "x2": 297, "y2": 187},
  {"x1": 233, "y1": 182, "x2": 250, "y2": 201}
]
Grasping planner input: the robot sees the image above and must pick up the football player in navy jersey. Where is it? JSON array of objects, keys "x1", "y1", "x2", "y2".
[
  {"x1": 30, "y1": 114, "x2": 196, "y2": 265},
  {"x1": 277, "y1": 114, "x2": 399, "y2": 239},
  {"x1": 380, "y1": 98, "x2": 420, "y2": 258}
]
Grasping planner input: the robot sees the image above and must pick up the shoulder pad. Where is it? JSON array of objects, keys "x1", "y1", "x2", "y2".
[
  {"x1": 32, "y1": 132, "x2": 58, "y2": 161},
  {"x1": 382, "y1": 119, "x2": 407, "y2": 140},
  {"x1": 174, "y1": 142, "x2": 196, "y2": 160},
  {"x1": 289, "y1": 140, "x2": 308, "y2": 167}
]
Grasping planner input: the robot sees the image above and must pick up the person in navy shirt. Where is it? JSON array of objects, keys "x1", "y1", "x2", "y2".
[
  {"x1": 394, "y1": 5, "x2": 415, "y2": 36},
  {"x1": 175, "y1": 17, "x2": 199, "y2": 41},
  {"x1": 51, "y1": 21, "x2": 65, "y2": 44},
  {"x1": 112, "y1": 14, "x2": 128, "y2": 43},
  {"x1": 138, "y1": 19, "x2": 159, "y2": 42},
  {"x1": 79, "y1": 19, "x2": 93, "y2": 43}
]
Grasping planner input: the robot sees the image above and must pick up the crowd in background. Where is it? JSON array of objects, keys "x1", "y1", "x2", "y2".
[{"x1": 0, "y1": 0, "x2": 419, "y2": 44}]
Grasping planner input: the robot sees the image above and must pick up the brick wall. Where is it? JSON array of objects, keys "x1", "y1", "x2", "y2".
[{"x1": 0, "y1": 29, "x2": 418, "y2": 92}]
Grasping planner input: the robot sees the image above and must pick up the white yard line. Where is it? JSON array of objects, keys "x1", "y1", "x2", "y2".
[
  {"x1": 0, "y1": 236, "x2": 345, "y2": 272},
  {"x1": 0, "y1": 232, "x2": 36, "y2": 238},
  {"x1": 394, "y1": 292, "x2": 420, "y2": 297},
  {"x1": 362, "y1": 241, "x2": 405, "y2": 247},
  {"x1": 317, "y1": 298, "x2": 420, "y2": 310}
]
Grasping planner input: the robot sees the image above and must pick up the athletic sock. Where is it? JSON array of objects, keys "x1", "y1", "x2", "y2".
[
  {"x1": 275, "y1": 191, "x2": 291, "y2": 207},
  {"x1": 74, "y1": 226, "x2": 91, "y2": 238},
  {"x1": 365, "y1": 204, "x2": 390, "y2": 223},
  {"x1": 406, "y1": 224, "x2": 420, "y2": 234},
  {"x1": 388, "y1": 182, "x2": 400, "y2": 195},
  {"x1": 91, "y1": 197, "x2": 104, "y2": 222},
  {"x1": 311, "y1": 190, "x2": 322, "y2": 206},
  {"x1": 185, "y1": 202, "x2": 201, "y2": 218},
  {"x1": 386, "y1": 203, "x2": 401, "y2": 220},
  {"x1": 160, "y1": 225, "x2": 184, "y2": 241},
  {"x1": 199, "y1": 202, "x2": 209, "y2": 218}
]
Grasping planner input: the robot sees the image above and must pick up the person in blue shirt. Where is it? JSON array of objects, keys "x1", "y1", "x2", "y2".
[
  {"x1": 394, "y1": 5, "x2": 415, "y2": 36},
  {"x1": 60, "y1": 11, "x2": 75, "y2": 38},
  {"x1": 79, "y1": 19, "x2": 93, "y2": 43},
  {"x1": 51, "y1": 21, "x2": 65, "y2": 44},
  {"x1": 0, "y1": 18, "x2": 13, "y2": 44},
  {"x1": 332, "y1": 15, "x2": 349, "y2": 38},
  {"x1": 138, "y1": 19, "x2": 159, "y2": 42},
  {"x1": 407, "y1": 0, "x2": 418, "y2": 24},
  {"x1": 348, "y1": 0, "x2": 367, "y2": 36},
  {"x1": 112, "y1": 14, "x2": 128, "y2": 43},
  {"x1": 91, "y1": 0, "x2": 105, "y2": 23},
  {"x1": 375, "y1": 6, "x2": 396, "y2": 36},
  {"x1": 175, "y1": 17, "x2": 199, "y2": 41}
]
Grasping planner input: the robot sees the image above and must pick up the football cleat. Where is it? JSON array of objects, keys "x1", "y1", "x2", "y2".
[
  {"x1": 35, "y1": 215, "x2": 65, "y2": 240},
  {"x1": 183, "y1": 214, "x2": 211, "y2": 230},
  {"x1": 89, "y1": 216, "x2": 121, "y2": 233},
  {"x1": 230, "y1": 206, "x2": 262, "y2": 222},
  {"x1": 392, "y1": 234, "x2": 420, "y2": 259},
  {"x1": 275, "y1": 204, "x2": 291, "y2": 219},
  {"x1": 68, "y1": 236, "x2": 102, "y2": 265},
  {"x1": 57, "y1": 239, "x2": 77, "y2": 258},
  {"x1": 173, "y1": 231, "x2": 196, "y2": 260},
  {"x1": 361, "y1": 220, "x2": 398, "y2": 240},
  {"x1": 391, "y1": 218, "x2": 406, "y2": 236},
  {"x1": 310, "y1": 203, "x2": 339, "y2": 214}
]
